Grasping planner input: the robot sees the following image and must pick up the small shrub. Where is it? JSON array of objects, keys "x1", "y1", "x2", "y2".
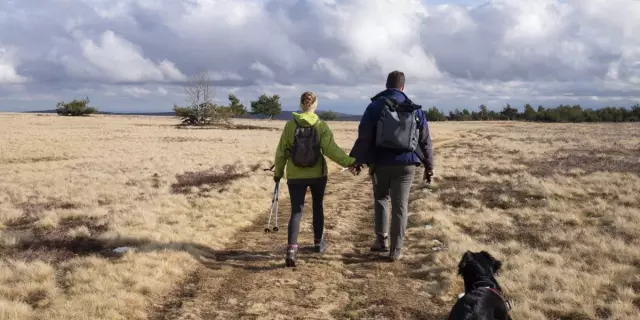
[
  {"x1": 55, "y1": 97, "x2": 98, "y2": 116},
  {"x1": 175, "y1": 72, "x2": 245, "y2": 126},
  {"x1": 173, "y1": 103, "x2": 233, "y2": 126},
  {"x1": 318, "y1": 110, "x2": 339, "y2": 121}
]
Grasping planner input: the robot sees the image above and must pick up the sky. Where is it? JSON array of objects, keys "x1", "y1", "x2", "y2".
[{"x1": 1, "y1": 0, "x2": 640, "y2": 114}]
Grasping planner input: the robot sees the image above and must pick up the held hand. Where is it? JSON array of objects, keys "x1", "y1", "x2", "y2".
[
  {"x1": 274, "y1": 176, "x2": 281, "y2": 183},
  {"x1": 348, "y1": 163, "x2": 362, "y2": 175}
]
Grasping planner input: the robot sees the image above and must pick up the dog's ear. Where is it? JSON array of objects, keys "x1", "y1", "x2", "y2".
[
  {"x1": 458, "y1": 251, "x2": 473, "y2": 275},
  {"x1": 480, "y1": 251, "x2": 502, "y2": 273}
]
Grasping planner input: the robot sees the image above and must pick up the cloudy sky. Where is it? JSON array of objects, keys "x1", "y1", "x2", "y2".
[{"x1": 1, "y1": 0, "x2": 639, "y2": 114}]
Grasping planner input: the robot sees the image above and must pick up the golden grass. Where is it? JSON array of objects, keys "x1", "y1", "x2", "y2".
[{"x1": 1, "y1": 113, "x2": 639, "y2": 320}]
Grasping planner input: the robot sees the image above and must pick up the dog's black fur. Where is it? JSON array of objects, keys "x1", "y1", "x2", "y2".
[{"x1": 447, "y1": 251, "x2": 512, "y2": 320}]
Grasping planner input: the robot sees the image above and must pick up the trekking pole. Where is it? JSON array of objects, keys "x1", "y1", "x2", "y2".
[
  {"x1": 273, "y1": 182, "x2": 279, "y2": 232},
  {"x1": 264, "y1": 181, "x2": 280, "y2": 233}
]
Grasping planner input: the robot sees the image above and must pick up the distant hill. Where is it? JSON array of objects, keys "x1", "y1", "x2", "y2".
[{"x1": 23, "y1": 110, "x2": 362, "y2": 121}]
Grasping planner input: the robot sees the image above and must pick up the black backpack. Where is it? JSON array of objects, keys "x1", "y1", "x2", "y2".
[
  {"x1": 374, "y1": 96, "x2": 422, "y2": 153},
  {"x1": 289, "y1": 119, "x2": 322, "y2": 167}
]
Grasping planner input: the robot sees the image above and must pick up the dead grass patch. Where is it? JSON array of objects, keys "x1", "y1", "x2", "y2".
[
  {"x1": 19, "y1": 199, "x2": 79, "y2": 216},
  {"x1": 434, "y1": 175, "x2": 548, "y2": 209},
  {"x1": 1, "y1": 115, "x2": 639, "y2": 320},
  {"x1": 175, "y1": 123, "x2": 277, "y2": 131},
  {"x1": 521, "y1": 153, "x2": 640, "y2": 177},
  {"x1": 3, "y1": 215, "x2": 111, "y2": 264},
  {"x1": 523, "y1": 147, "x2": 640, "y2": 177},
  {"x1": 148, "y1": 271, "x2": 202, "y2": 320},
  {"x1": 456, "y1": 216, "x2": 573, "y2": 251},
  {"x1": 161, "y1": 137, "x2": 223, "y2": 143},
  {"x1": 170, "y1": 163, "x2": 261, "y2": 194},
  {"x1": 1, "y1": 156, "x2": 74, "y2": 164}
]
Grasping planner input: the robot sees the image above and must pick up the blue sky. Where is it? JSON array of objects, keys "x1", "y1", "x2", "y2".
[{"x1": 1, "y1": 0, "x2": 639, "y2": 114}]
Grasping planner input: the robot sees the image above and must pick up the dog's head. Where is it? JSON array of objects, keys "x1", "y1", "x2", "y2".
[
  {"x1": 457, "y1": 250, "x2": 502, "y2": 278},
  {"x1": 452, "y1": 251, "x2": 512, "y2": 319}
]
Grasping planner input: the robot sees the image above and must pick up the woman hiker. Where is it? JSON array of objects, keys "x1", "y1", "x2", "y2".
[{"x1": 273, "y1": 91, "x2": 357, "y2": 267}]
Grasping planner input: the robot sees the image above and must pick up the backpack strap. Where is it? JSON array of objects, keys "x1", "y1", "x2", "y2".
[
  {"x1": 372, "y1": 92, "x2": 422, "y2": 112},
  {"x1": 292, "y1": 117, "x2": 321, "y2": 128},
  {"x1": 378, "y1": 96, "x2": 399, "y2": 111}
]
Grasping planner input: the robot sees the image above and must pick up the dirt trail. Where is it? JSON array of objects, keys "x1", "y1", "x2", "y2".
[{"x1": 151, "y1": 138, "x2": 462, "y2": 320}]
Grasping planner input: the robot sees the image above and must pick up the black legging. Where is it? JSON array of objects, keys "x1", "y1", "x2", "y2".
[{"x1": 287, "y1": 177, "x2": 327, "y2": 245}]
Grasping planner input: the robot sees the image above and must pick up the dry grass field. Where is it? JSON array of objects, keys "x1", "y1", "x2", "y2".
[{"x1": 1, "y1": 112, "x2": 639, "y2": 320}]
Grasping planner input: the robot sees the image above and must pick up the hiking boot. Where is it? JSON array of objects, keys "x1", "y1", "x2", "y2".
[
  {"x1": 370, "y1": 234, "x2": 389, "y2": 252},
  {"x1": 314, "y1": 235, "x2": 327, "y2": 253},
  {"x1": 285, "y1": 244, "x2": 298, "y2": 267},
  {"x1": 388, "y1": 248, "x2": 402, "y2": 262}
]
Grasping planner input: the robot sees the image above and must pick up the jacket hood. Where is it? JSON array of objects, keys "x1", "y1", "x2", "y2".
[
  {"x1": 292, "y1": 111, "x2": 319, "y2": 126},
  {"x1": 371, "y1": 88, "x2": 409, "y2": 102}
]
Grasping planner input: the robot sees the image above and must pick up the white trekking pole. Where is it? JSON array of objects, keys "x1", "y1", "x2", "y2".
[{"x1": 264, "y1": 181, "x2": 280, "y2": 233}]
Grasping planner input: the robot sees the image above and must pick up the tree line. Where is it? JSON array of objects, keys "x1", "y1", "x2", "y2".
[
  {"x1": 53, "y1": 71, "x2": 640, "y2": 124},
  {"x1": 425, "y1": 103, "x2": 640, "y2": 123}
]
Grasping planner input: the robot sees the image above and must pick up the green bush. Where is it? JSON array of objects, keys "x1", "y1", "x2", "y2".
[
  {"x1": 173, "y1": 103, "x2": 234, "y2": 126},
  {"x1": 56, "y1": 97, "x2": 98, "y2": 116},
  {"x1": 318, "y1": 110, "x2": 339, "y2": 121},
  {"x1": 250, "y1": 94, "x2": 282, "y2": 119}
]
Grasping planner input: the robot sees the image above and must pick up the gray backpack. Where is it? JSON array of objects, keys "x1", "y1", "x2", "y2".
[
  {"x1": 375, "y1": 96, "x2": 422, "y2": 153},
  {"x1": 289, "y1": 119, "x2": 322, "y2": 167}
]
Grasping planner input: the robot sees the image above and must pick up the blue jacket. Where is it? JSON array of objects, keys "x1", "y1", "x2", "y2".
[{"x1": 349, "y1": 88, "x2": 434, "y2": 169}]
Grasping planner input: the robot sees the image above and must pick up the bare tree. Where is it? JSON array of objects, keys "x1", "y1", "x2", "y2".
[
  {"x1": 174, "y1": 71, "x2": 239, "y2": 126},
  {"x1": 184, "y1": 71, "x2": 214, "y2": 108},
  {"x1": 174, "y1": 72, "x2": 220, "y2": 125}
]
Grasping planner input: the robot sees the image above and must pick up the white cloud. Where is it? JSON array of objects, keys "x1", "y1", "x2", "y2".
[
  {"x1": 0, "y1": 47, "x2": 28, "y2": 84},
  {"x1": 250, "y1": 61, "x2": 275, "y2": 79},
  {"x1": 157, "y1": 87, "x2": 168, "y2": 96},
  {"x1": 313, "y1": 58, "x2": 348, "y2": 81},
  {"x1": 1, "y1": 0, "x2": 640, "y2": 112},
  {"x1": 61, "y1": 30, "x2": 187, "y2": 82},
  {"x1": 318, "y1": 92, "x2": 340, "y2": 100},
  {"x1": 122, "y1": 86, "x2": 152, "y2": 98},
  {"x1": 209, "y1": 71, "x2": 243, "y2": 81}
]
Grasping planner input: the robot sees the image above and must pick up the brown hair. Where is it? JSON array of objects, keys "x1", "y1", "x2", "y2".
[
  {"x1": 386, "y1": 70, "x2": 405, "y2": 89},
  {"x1": 300, "y1": 91, "x2": 318, "y2": 112}
]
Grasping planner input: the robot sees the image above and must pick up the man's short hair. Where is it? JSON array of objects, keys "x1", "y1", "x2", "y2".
[{"x1": 385, "y1": 70, "x2": 405, "y2": 89}]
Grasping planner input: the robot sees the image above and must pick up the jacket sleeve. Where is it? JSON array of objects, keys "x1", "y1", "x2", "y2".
[
  {"x1": 319, "y1": 122, "x2": 356, "y2": 168},
  {"x1": 417, "y1": 110, "x2": 434, "y2": 171},
  {"x1": 348, "y1": 102, "x2": 376, "y2": 164},
  {"x1": 274, "y1": 121, "x2": 291, "y2": 178}
]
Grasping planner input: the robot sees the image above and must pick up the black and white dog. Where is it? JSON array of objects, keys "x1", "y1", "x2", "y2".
[{"x1": 447, "y1": 251, "x2": 513, "y2": 320}]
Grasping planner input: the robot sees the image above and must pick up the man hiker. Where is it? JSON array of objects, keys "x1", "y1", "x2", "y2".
[{"x1": 349, "y1": 70, "x2": 435, "y2": 261}]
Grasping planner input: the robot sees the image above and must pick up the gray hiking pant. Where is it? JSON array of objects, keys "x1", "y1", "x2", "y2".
[{"x1": 371, "y1": 164, "x2": 416, "y2": 251}]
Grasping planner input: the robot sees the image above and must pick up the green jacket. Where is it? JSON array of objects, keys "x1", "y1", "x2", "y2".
[{"x1": 274, "y1": 111, "x2": 355, "y2": 180}]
